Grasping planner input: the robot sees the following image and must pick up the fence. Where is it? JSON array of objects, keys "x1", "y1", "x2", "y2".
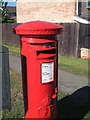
[
  {"x1": 57, "y1": 23, "x2": 79, "y2": 57},
  {"x1": 79, "y1": 23, "x2": 90, "y2": 49},
  {"x1": 2, "y1": 23, "x2": 20, "y2": 46},
  {"x1": 57, "y1": 23, "x2": 89, "y2": 57},
  {"x1": 2, "y1": 23, "x2": 89, "y2": 57}
]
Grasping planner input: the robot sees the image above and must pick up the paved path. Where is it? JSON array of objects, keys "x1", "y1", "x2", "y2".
[
  {"x1": 9, "y1": 55, "x2": 88, "y2": 94},
  {"x1": 58, "y1": 69, "x2": 88, "y2": 94},
  {"x1": 9, "y1": 55, "x2": 21, "y2": 73}
]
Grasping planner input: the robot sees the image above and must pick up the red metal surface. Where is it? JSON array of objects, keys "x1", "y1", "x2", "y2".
[
  {"x1": 15, "y1": 21, "x2": 63, "y2": 35},
  {"x1": 15, "y1": 21, "x2": 63, "y2": 119}
]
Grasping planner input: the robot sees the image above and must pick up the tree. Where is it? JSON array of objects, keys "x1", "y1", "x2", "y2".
[{"x1": 0, "y1": 0, "x2": 8, "y2": 22}]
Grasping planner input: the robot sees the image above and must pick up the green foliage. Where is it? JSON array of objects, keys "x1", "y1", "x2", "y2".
[
  {"x1": 0, "y1": 0, "x2": 16, "y2": 23},
  {"x1": 0, "y1": 0, "x2": 8, "y2": 23}
]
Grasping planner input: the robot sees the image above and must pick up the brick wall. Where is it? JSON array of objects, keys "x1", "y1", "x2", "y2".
[{"x1": 16, "y1": 0, "x2": 75, "y2": 23}]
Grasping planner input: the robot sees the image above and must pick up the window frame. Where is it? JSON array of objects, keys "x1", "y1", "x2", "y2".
[{"x1": 86, "y1": 0, "x2": 90, "y2": 9}]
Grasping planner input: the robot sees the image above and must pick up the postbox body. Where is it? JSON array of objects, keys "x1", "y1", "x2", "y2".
[{"x1": 15, "y1": 21, "x2": 63, "y2": 119}]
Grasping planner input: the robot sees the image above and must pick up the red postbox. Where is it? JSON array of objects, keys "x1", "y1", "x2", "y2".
[{"x1": 15, "y1": 21, "x2": 63, "y2": 119}]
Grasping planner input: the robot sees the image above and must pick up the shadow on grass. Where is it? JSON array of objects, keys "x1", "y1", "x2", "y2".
[{"x1": 57, "y1": 86, "x2": 90, "y2": 119}]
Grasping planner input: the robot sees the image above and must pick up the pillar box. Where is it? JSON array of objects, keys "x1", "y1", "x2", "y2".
[{"x1": 15, "y1": 21, "x2": 63, "y2": 119}]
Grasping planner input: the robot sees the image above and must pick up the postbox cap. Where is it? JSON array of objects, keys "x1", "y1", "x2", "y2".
[{"x1": 15, "y1": 21, "x2": 63, "y2": 36}]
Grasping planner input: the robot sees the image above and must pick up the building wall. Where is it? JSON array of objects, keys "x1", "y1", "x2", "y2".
[
  {"x1": 16, "y1": 0, "x2": 75, "y2": 23},
  {"x1": 7, "y1": 7, "x2": 16, "y2": 18},
  {"x1": 80, "y1": 1, "x2": 90, "y2": 20}
]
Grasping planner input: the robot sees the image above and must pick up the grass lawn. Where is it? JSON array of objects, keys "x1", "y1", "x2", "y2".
[
  {"x1": 84, "y1": 111, "x2": 90, "y2": 119},
  {"x1": 58, "y1": 55, "x2": 88, "y2": 76},
  {"x1": 2, "y1": 70, "x2": 25, "y2": 118},
  {"x1": 3, "y1": 44, "x2": 21, "y2": 57},
  {"x1": 3, "y1": 44, "x2": 88, "y2": 76}
]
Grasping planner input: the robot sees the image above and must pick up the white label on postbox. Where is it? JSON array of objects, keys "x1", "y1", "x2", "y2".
[{"x1": 41, "y1": 62, "x2": 54, "y2": 83}]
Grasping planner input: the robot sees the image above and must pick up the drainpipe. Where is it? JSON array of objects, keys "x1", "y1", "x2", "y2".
[{"x1": 76, "y1": 0, "x2": 79, "y2": 15}]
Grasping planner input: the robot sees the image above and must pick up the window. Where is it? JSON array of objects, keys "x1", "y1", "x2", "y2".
[{"x1": 87, "y1": 0, "x2": 90, "y2": 9}]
